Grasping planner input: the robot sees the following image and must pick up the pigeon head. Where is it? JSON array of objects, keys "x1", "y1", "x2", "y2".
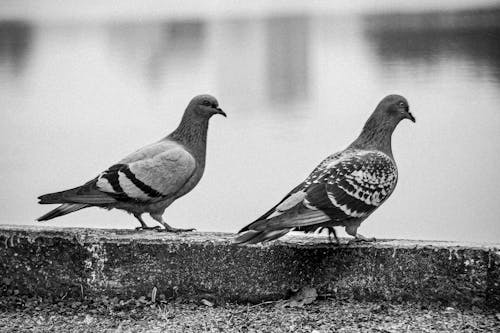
[
  {"x1": 187, "y1": 94, "x2": 226, "y2": 119},
  {"x1": 350, "y1": 94, "x2": 415, "y2": 155},
  {"x1": 375, "y1": 94, "x2": 415, "y2": 124},
  {"x1": 169, "y1": 94, "x2": 226, "y2": 150}
]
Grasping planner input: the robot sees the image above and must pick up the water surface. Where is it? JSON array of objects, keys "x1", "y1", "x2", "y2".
[{"x1": 1, "y1": 10, "x2": 499, "y2": 242}]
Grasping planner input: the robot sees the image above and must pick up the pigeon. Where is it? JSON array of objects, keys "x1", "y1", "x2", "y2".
[
  {"x1": 235, "y1": 94, "x2": 415, "y2": 244},
  {"x1": 37, "y1": 94, "x2": 226, "y2": 232}
]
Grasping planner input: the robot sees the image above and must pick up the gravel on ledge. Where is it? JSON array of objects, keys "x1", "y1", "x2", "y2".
[{"x1": 1, "y1": 299, "x2": 499, "y2": 332}]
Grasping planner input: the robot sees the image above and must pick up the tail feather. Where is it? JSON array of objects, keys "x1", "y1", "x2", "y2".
[
  {"x1": 37, "y1": 203, "x2": 90, "y2": 221},
  {"x1": 38, "y1": 180, "x2": 116, "y2": 205},
  {"x1": 38, "y1": 187, "x2": 80, "y2": 204},
  {"x1": 234, "y1": 228, "x2": 291, "y2": 244},
  {"x1": 246, "y1": 206, "x2": 330, "y2": 232},
  {"x1": 234, "y1": 230, "x2": 261, "y2": 244},
  {"x1": 239, "y1": 183, "x2": 304, "y2": 233},
  {"x1": 235, "y1": 204, "x2": 331, "y2": 244}
]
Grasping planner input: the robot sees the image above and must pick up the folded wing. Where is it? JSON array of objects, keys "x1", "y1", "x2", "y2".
[
  {"x1": 39, "y1": 142, "x2": 196, "y2": 206},
  {"x1": 95, "y1": 144, "x2": 196, "y2": 203},
  {"x1": 235, "y1": 150, "x2": 397, "y2": 243}
]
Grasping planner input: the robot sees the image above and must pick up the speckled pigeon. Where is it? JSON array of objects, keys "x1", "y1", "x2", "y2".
[
  {"x1": 37, "y1": 94, "x2": 226, "y2": 232},
  {"x1": 235, "y1": 94, "x2": 415, "y2": 244}
]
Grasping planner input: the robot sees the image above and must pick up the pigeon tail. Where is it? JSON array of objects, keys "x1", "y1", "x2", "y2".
[
  {"x1": 37, "y1": 203, "x2": 90, "y2": 221},
  {"x1": 38, "y1": 187, "x2": 81, "y2": 204},
  {"x1": 234, "y1": 229, "x2": 291, "y2": 245},
  {"x1": 38, "y1": 180, "x2": 117, "y2": 206},
  {"x1": 239, "y1": 183, "x2": 305, "y2": 233}
]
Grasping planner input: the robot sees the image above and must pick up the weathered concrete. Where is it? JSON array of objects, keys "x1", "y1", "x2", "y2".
[{"x1": 1, "y1": 225, "x2": 499, "y2": 309}]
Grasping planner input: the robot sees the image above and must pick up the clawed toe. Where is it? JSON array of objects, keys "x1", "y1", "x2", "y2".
[
  {"x1": 135, "y1": 226, "x2": 162, "y2": 231},
  {"x1": 156, "y1": 227, "x2": 196, "y2": 233},
  {"x1": 348, "y1": 235, "x2": 376, "y2": 244}
]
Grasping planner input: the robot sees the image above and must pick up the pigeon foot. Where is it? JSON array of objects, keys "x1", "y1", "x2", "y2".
[
  {"x1": 135, "y1": 226, "x2": 162, "y2": 231},
  {"x1": 348, "y1": 234, "x2": 376, "y2": 244},
  {"x1": 133, "y1": 213, "x2": 162, "y2": 231},
  {"x1": 150, "y1": 213, "x2": 196, "y2": 233},
  {"x1": 156, "y1": 226, "x2": 196, "y2": 233}
]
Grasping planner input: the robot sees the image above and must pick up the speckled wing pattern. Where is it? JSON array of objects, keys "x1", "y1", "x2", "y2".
[
  {"x1": 304, "y1": 150, "x2": 398, "y2": 221},
  {"x1": 244, "y1": 150, "x2": 398, "y2": 231},
  {"x1": 240, "y1": 152, "x2": 344, "y2": 228}
]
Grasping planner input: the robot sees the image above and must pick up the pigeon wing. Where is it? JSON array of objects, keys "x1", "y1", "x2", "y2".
[
  {"x1": 94, "y1": 144, "x2": 197, "y2": 203},
  {"x1": 239, "y1": 151, "x2": 344, "y2": 232},
  {"x1": 303, "y1": 151, "x2": 398, "y2": 221},
  {"x1": 38, "y1": 141, "x2": 196, "y2": 206},
  {"x1": 248, "y1": 151, "x2": 397, "y2": 231}
]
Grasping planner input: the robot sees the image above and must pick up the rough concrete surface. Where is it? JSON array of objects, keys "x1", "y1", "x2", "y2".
[
  {"x1": 1, "y1": 299, "x2": 499, "y2": 332},
  {"x1": 1, "y1": 225, "x2": 499, "y2": 310}
]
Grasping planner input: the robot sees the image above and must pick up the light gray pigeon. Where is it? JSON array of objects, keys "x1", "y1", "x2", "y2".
[
  {"x1": 235, "y1": 94, "x2": 415, "y2": 244},
  {"x1": 37, "y1": 94, "x2": 226, "y2": 232}
]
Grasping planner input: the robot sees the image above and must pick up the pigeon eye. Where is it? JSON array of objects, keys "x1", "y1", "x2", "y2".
[
  {"x1": 398, "y1": 102, "x2": 405, "y2": 107},
  {"x1": 202, "y1": 100, "x2": 211, "y2": 106}
]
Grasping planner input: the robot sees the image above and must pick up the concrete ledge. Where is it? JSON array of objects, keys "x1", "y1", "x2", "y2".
[{"x1": 1, "y1": 225, "x2": 499, "y2": 309}]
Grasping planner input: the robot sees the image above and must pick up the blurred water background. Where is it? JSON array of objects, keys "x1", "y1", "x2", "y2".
[{"x1": 1, "y1": 1, "x2": 499, "y2": 242}]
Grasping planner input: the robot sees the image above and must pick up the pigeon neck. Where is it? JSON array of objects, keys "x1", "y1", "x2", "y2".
[
  {"x1": 169, "y1": 115, "x2": 209, "y2": 164},
  {"x1": 349, "y1": 115, "x2": 396, "y2": 158}
]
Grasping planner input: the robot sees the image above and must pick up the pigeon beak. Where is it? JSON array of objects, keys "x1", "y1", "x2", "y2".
[
  {"x1": 407, "y1": 111, "x2": 416, "y2": 123},
  {"x1": 403, "y1": 105, "x2": 415, "y2": 123},
  {"x1": 215, "y1": 107, "x2": 227, "y2": 117}
]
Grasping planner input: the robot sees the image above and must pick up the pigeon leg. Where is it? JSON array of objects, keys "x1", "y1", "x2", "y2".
[
  {"x1": 327, "y1": 227, "x2": 340, "y2": 245},
  {"x1": 345, "y1": 223, "x2": 376, "y2": 243},
  {"x1": 134, "y1": 213, "x2": 161, "y2": 231},
  {"x1": 150, "y1": 213, "x2": 196, "y2": 233},
  {"x1": 320, "y1": 227, "x2": 340, "y2": 245}
]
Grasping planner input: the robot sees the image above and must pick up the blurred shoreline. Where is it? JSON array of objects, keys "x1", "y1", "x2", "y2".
[
  {"x1": 1, "y1": 2, "x2": 500, "y2": 242},
  {"x1": 0, "y1": 0, "x2": 499, "y2": 23}
]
